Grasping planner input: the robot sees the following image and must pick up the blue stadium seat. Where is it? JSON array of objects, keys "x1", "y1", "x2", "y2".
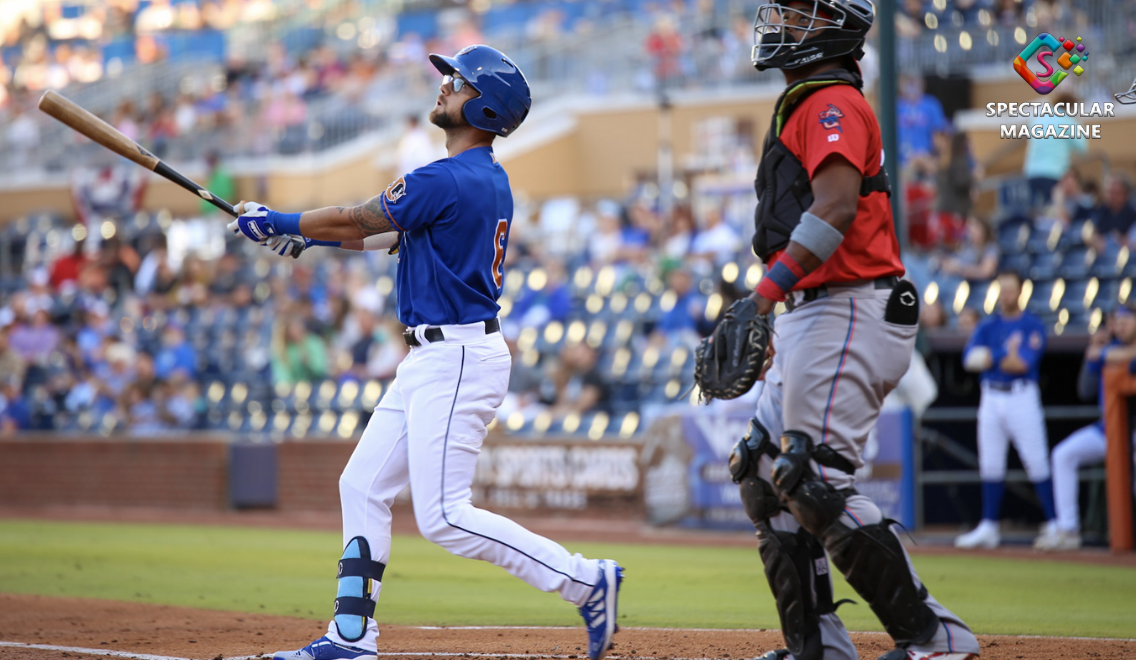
[
  {"x1": 1029, "y1": 251, "x2": 1062, "y2": 281},
  {"x1": 997, "y1": 218, "x2": 1031, "y2": 255},
  {"x1": 999, "y1": 252, "x2": 1032, "y2": 278},
  {"x1": 1025, "y1": 279, "x2": 1061, "y2": 317},
  {"x1": 962, "y1": 279, "x2": 994, "y2": 314},
  {"x1": 1027, "y1": 224, "x2": 1061, "y2": 254},
  {"x1": 1090, "y1": 243, "x2": 1124, "y2": 278},
  {"x1": 1060, "y1": 277, "x2": 1096, "y2": 316},
  {"x1": 1060, "y1": 218, "x2": 1093, "y2": 250},
  {"x1": 1057, "y1": 246, "x2": 1094, "y2": 280},
  {"x1": 1095, "y1": 278, "x2": 1121, "y2": 313}
]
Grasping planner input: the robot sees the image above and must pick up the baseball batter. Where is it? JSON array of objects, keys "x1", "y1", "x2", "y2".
[
  {"x1": 956, "y1": 271, "x2": 1056, "y2": 550},
  {"x1": 727, "y1": 2, "x2": 980, "y2": 659},
  {"x1": 231, "y1": 46, "x2": 623, "y2": 660}
]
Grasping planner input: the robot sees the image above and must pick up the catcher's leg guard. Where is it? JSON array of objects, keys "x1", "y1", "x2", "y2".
[
  {"x1": 821, "y1": 521, "x2": 939, "y2": 648},
  {"x1": 729, "y1": 418, "x2": 781, "y2": 526},
  {"x1": 771, "y1": 431, "x2": 938, "y2": 649},
  {"x1": 732, "y1": 421, "x2": 834, "y2": 660},
  {"x1": 757, "y1": 525, "x2": 839, "y2": 660},
  {"x1": 334, "y1": 536, "x2": 386, "y2": 643},
  {"x1": 770, "y1": 431, "x2": 848, "y2": 537}
]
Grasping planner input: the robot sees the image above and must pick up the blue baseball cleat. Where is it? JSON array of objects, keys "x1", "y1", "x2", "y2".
[
  {"x1": 272, "y1": 636, "x2": 375, "y2": 660},
  {"x1": 579, "y1": 559, "x2": 623, "y2": 660}
]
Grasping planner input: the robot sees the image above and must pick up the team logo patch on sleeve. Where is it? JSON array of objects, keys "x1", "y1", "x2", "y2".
[
  {"x1": 818, "y1": 104, "x2": 845, "y2": 133},
  {"x1": 384, "y1": 176, "x2": 407, "y2": 203}
]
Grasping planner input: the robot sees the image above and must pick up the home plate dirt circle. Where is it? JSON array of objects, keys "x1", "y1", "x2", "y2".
[{"x1": 0, "y1": 594, "x2": 1131, "y2": 660}]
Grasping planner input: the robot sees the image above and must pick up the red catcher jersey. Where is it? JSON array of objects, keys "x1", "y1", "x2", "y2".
[{"x1": 767, "y1": 84, "x2": 905, "y2": 288}]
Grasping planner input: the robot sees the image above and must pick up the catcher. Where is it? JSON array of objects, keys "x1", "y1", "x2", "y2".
[{"x1": 695, "y1": 2, "x2": 980, "y2": 659}]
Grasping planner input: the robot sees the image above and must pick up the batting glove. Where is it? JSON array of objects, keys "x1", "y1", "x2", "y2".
[{"x1": 232, "y1": 201, "x2": 278, "y2": 243}]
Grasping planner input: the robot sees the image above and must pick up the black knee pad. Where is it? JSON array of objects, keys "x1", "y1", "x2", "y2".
[
  {"x1": 784, "y1": 479, "x2": 847, "y2": 537},
  {"x1": 757, "y1": 526, "x2": 835, "y2": 660},
  {"x1": 771, "y1": 431, "x2": 846, "y2": 537},
  {"x1": 739, "y1": 474, "x2": 781, "y2": 527},
  {"x1": 821, "y1": 521, "x2": 939, "y2": 648},
  {"x1": 730, "y1": 418, "x2": 782, "y2": 527}
]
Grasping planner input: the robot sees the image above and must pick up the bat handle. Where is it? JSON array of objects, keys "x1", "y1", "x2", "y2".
[{"x1": 152, "y1": 161, "x2": 238, "y2": 218}]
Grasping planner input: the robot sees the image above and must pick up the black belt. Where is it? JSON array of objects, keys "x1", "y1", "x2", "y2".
[
  {"x1": 784, "y1": 275, "x2": 899, "y2": 313},
  {"x1": 403, "y1": 318, "x2": 500, "y2": 347}
]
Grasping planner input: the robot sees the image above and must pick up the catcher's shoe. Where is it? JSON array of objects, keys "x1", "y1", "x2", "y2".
[
  {"x1": 753, "y1": 651, "x2": 791, "y2": 659},
  {"x1": 579, "y1": 559, "x2": 624, "y2": 660},
  {"x1": 273, "y1": 636, "x2": 376, "y2": 660},
  {"x1": 877, "y1": 649, "x2": 978, "y2": 660}
]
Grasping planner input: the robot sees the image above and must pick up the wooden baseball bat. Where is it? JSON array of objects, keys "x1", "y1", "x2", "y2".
[{"x1": 37, "y1": 90, "x2": 238, "y2": 218}]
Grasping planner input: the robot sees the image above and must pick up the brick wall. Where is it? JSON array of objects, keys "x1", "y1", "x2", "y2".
[
  {"x1": 0, "y1": 436, "x2": 359, "y2": 512},
  {"x1": 276, "y1": 441, "x2": 355, "y2": 511},
  {"x1": 0, "y1": 437, "x2": 231, "y2": 508}
]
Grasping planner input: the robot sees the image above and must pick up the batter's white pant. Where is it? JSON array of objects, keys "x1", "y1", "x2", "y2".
[
  {"x1": 977, "y1": 381, "x2": 1051, "y2": 482},
  {"x1": 329, "y1": 322, "x2": 600, "y2": 650}
]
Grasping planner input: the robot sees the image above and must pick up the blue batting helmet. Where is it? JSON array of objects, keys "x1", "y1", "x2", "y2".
[{"x1": 429, "y1": 45, "x2": 531, "y2": 137}]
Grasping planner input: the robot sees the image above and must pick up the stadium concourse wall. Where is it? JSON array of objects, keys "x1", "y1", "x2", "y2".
[
  {"x1": 4, "y1": 81, "x2": 1136, "y2": 224},
  {"x1": 0, "y1": 432, "x2": 646, "y2": 517},
  {"x1": 0, "y1": 409, "x2": 916, "y2": 530}
]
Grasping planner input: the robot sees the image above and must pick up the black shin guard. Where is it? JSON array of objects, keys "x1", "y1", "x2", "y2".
[
  {"x1": 821, "y1": 521, "x2": 939, "y2": 647},
  {"x1": 757, "y1": 525, "x2": 835, "y2": 660}
]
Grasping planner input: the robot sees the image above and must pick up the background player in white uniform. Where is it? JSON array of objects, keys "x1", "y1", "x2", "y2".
[
  {"x1": 1036, "y1": 304, "x2": 1136, "y2": 550},
  {"x1": 231, "y1": 45, "x2": 623, "y2": 660},
  {"x1": 956, "y1": 271, "x2": 1056, "y2": 549}
]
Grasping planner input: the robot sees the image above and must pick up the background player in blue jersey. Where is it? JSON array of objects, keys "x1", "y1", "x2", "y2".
[
  {"x1": 230, "y1": 45, "x2": 623, "y2": 660},
  {"x1": 1036, "y1": 304, "x2": 1136, "y2": 550},
  {"x1": 956, "y1": 270, "x2": 1057, "y2": 549}
]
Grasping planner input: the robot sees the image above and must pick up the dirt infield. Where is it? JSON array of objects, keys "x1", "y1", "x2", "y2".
[{"x1": 0, "y1": 594, "x2": 1132, "y2": 660}]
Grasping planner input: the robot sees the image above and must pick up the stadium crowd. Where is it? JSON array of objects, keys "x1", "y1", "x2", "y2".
[{"x1": 0, "y1": 169, "x2": 759, "y2": 436}]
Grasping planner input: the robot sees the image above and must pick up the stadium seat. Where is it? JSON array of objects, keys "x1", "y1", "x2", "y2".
[
  {"x1": 1095, "y1": 278, "x2": 1121, "y2": 314},
  {"x1": 999, "y1": 252, "x2": 1032, "y2": 278},
  {"x1": 1061, "y1": 218, "x2": 1094, "y2": 250},
  {"x1": 1027, "y1": 224, "x2": 1062, "y2": 254},
  {"x1": 1090, "y1": 243, "x2": 1124, "y2": 278},
  {"x1": 997, "y1": 218, "x2": 1031, "y2": 255},
  {"x1": 1025, "y1": 279, "x2": 1062, "y2": 318},
  {"x1": 1029, "y1": 251, "x2": 1063, "y2": 281},
  {"x1": 1057, "y1": 246, "x2": 1094, "y2": 280},
  {"x1": 1060, "y1": 277, "x2": 1097, "y2": 316}
]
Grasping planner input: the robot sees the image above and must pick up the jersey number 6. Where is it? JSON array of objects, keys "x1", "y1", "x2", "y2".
[{"x1": 492, "y1": 219, "x2": 508, "y2": 289}]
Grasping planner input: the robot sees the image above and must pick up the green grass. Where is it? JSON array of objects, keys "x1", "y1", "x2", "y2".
[{"x1": 0, "y1": 519, "x2": 1134, "y2": 638}]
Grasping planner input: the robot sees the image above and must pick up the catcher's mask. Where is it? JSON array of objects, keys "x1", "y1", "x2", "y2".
[
  {"x1": 752, "y1": 0, "x2": 874, "y2": 71},
  {"x1": 1117, "y1": 74, "x2": 1136, "y2": 105}
]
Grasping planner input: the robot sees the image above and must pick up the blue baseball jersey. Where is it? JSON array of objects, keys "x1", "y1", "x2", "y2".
[
  {"x1": 1083, "y1": 340, "x2": 1136, "y2": 429},
  {"x1": 964, "y1": 311, "x2": 1047, "y2": 384},
  {"x1": 379, "y1": 146, "x2": 510, "y2": 327}
]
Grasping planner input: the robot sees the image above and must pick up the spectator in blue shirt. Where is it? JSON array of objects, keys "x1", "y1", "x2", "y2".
[
  {"x1": 0, "y1": 376, "x2": 31, "y2": 434},
  {"x1": 154, "y1": 324, "x2": 198, "y2": 380},
  {"x1": 510, "y1": 259, "x2": 571, "y2": 329},
  {"x1": 897, "y1": 74, "x2": 949, "y2": 173},
  {"x1": 1023, "y1": 93, "x2": 1088, "y2": 210},
  {"x1": 656, "y1": 267, "x2": 704, "y2": 338}
]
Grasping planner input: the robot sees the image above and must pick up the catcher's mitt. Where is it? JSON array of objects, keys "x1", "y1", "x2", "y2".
[{"x1": 692, "y1": 298, "x2": 773, "y2": 403}]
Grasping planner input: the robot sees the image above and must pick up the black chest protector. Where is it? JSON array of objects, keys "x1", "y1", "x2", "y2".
[{"x1": 752, "y1": 68, "x2": 891, "y2": 262}]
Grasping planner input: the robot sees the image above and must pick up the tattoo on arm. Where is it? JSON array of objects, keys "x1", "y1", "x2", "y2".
[{"x1": 345, "y1": 196, "x2": 393, "y2": 237}]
